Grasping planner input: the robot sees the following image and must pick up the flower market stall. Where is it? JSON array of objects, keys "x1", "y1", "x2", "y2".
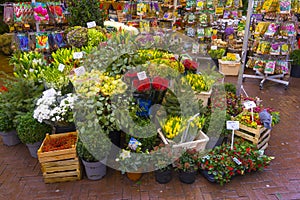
[{"x1": 0, "y1": 0, "x2": 285, "y2": 186}]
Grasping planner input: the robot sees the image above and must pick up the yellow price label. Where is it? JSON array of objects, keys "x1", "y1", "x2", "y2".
[{"x1": 215, "y1": 7, "x2": 224, "y2": 15}]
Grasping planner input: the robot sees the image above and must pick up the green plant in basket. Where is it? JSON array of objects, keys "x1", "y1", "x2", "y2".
[{"x1": 16, "y1": 112, "x2": 52, "y2": 144}]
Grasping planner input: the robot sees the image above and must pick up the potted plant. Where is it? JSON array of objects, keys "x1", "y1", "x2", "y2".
[
  {"x1": 16, "y1": 112, "x2": 52, "y2": 158},
  {"x1": 0, "y1": 110, "x2": 20, "y2": 146},
  {"x1": 0, "y1": 76, "x2": 44, "y2": 145},
  {"x1": 33, "y1": 88, "x2": 77, "y2": 133},
  {"x1": 174, "y1": 148, "x2": 199, "y2": 184},
  {"x1": 208, "y1": 48, "x2": 226, "y2": 69},
  {"x1": 150, "y1": 144, "x2": 174, "y2": 184},
  {"x1": 289, "y1": 49, "x2": 300, "y2": 78}
]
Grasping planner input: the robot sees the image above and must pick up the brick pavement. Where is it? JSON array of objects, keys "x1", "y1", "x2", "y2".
[{"x1": 0, "y1": 65, "x2": 300, "y2": 199}]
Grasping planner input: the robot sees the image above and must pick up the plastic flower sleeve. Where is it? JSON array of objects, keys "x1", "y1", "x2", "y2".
[
  {"x1": 36, "y1": 32, "x2": 49, "y2": 51},
  {"x1": 16, "y1": 33, "x2": 29, "y2": 51},
  {"x1": 3, "y1": 3, "x2": 14, "y2": 24},
  {"x1": 33, "y1": 2, "x2": 49, "y2": 23}
]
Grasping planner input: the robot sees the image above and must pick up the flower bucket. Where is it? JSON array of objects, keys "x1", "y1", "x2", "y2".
[
  {"x1": 26, "y1": 141, "x2": 42, "y2": 158},
  {"x1": 0, "y1": 130, "x2": 21, "y2": 146},
  {"x1": 154, "y1": 168, "x2": 172, "y2": 184},
  {"x1": 82, "y1": 158, "x2": 107, "y2": 180},
  {"x1": 126, "y1": 172, "x2": 143, "y2": 182},
  {"x1": 178, "y1": 170, "x2": 197, "y2": 184}
]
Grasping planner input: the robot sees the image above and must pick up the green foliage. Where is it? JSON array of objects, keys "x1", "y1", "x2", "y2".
[
  {"x1": 67, "y1": 0, "x2": 106, "y2": 27},
  {"x1": 87, "y1": 28, "x2": 107, "y2": 47},
  {"x1": 175, "y1": 148, "x2": 199, "y2": 172},
  {"x1": 290, "y1": 49, "x2": 300, "y2": 66},
  {"x1": 0, "y1": 76, "x2": 44, "y2": 126},
  {"x1": 0, "y1": 110, "x2": 14, "y2": 132},
  {"x1": 224, "y1": 83, "x2": 236, "y2": 94},
  {"x1": 208, "y1": 48, "x2": 226, "y2": 59},
  {"x1": 16, "y1": 112, "x2": 52, "y2": 144}
]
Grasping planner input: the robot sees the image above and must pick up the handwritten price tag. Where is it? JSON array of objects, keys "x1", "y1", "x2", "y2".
[
  {"x1": 87, "y1": 21, "x2": 97, "y2": 28},
  {"x1": 211, "y1": 46, "x2": 218, "y2": 50},
  {"x1": 243, "y1": 101, "x2": 256, "y2": 109},
  {"x1": 58, "y1": 64, "x2": 65, "y2": 72},
  {"x1": 74, "y1": 66, "x2": 86, "y2": 76},
  {"x1": 226, "y1": 121, "x2": 239, "y2": 130},
  {"x1": 137, "y1": 71, "x2": 147, "y2": 80},
  {"x1": 73, "y1": 52, "x2": 83, "y2": 59}
]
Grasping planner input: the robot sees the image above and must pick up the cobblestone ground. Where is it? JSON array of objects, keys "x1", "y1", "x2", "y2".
[{"x1": 0, "y1": 62, "x2": 299, "y2": 199}]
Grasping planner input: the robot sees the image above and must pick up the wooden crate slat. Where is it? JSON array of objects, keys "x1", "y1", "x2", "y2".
[
  {"x1": 43, "y1": 170, "x2": 80, "y2": 179},
  {"x1": 235, "y1": 130, "x2": 258, "y2": 144},
  {"x1": 41, "y1": 158, "x2": 78, "y2": 168},
  {"x1": 42, "y1": 164, "x2": 79, "y2": 174},
  {"x1": 259, "y1": 142, "x2": 268, "y2": 150},
  {"x1": 239, "y1": 124, "x2": 267, "y2": 137},
  {"x1": 257, "y1": 131, "x2": 271, "y2": 149},
  {"x1": 39, "y1": 152, "x2": 77, "y2": 163},
  {"x1": 38, "y1": 148, "x2": 76, "y2": 160},
  {"x1": 44, "y1": 176, "x2": 81, "y2": 184}
]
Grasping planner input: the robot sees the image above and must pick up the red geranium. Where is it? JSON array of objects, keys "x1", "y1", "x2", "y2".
[
  {"x1": 0, "y1": 86, "x2": 8, "y2": 93},
  {"x1": 133, "y1": 78, "x2": 151, "y2": 92},
  {"x1": 182, "y1": 59, "x2": 198, "y2": 71}
]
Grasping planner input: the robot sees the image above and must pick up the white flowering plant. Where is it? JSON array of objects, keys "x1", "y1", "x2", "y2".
[{"x1": 33, "y1": 88, "x2": 77, "y2": 126}]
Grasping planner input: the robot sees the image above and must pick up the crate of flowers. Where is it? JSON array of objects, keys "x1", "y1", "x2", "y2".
[
  {"x1": 218, "y1": 53, "x2": 241, "y2": 76},
  {"x1": 37, "y1": 132, "x2": 81, "y2": 183},
  {"x1": 234, "y1": 108, "x2": 280, "y2": 150},
  {"x1": 158, "y1": 115, "x2": 209, "y2": 152}
]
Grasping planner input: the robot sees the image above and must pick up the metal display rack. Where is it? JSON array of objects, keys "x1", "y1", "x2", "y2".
[{"x1": 237, "y1": 0, "x2": 297, "y2": 93}]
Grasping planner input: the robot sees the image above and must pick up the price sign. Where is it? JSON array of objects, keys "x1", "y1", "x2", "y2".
[
  {"x1": 243, "y1": 101, "x2": 256, "y2": 109},
  {"x1": 74, "y1": 66, "x2": 86, "y2": 76},
  {"x1": 58, "y1": 64, "x2": 65, "y2": 72},
  {"x1": 211, "y1": 45, "x2": 218, "y2": 50},
  {"x1": 226, "y1": 121, "x2": 239, "y2": 130},
  {"x1": 43, "y1": 88, "x2": 56, "y2": 97},
  {"x1": 137, "y1": 71, "x2": 147, "y2": 80},
  {"x1": 192, "y1": 43, "x2": 199, "y2": 54},
  {"x1": 73, "y1": 52, "x2": 83, "y2": 59},
  {"x1": 87, "y1": 21, "x2": 97, "y2": 28},
  {"x1": 233, "y1": 157, "x2": 242, "y2": 165}
]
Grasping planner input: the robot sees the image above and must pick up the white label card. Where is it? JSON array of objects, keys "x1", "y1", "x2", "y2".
[
  {"x1": 226, "y1": 121, "x2": 239, "y2": 130},
  {"x1": 211, "y1": 46, "x2": 218, "y2": 50},
  {"x1": 58, "y1": 64, "x2": 65, "y2": 72},
  {"x1": 87, "y1": 21, "x2": 97, "y2": 28},
  {"x1": 74, "y1": 66, "x2": 86, "y2": 76},
  {"x1": 137, "y1": 71, "x2": 147, "y2": 80},
  {"x1": 244, "y1": 101, "x2": 256, "y2": 109},
  {"x1": 73, "y1": 52, "x2": 83, "y2": 59},
  {"x1": 233, "y1": 157, "x2": 242, "y2": 165},
  {"x1": 43, "y1": 88, "x2": 56, "y2": 97}
]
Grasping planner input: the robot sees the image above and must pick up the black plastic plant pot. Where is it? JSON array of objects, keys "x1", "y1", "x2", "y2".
[
  {"x1": 291, "y1": 65, "x2": 300, "y2": 78},
  {"x1": 154, "y1": 168, "x2": 172, "y2": 184},
  {"x1": 178, "y1": 170, "x2": 197, "y2": 184},
  {"x1": 200, "y1": 169, "x2": 216, "y2": 183}
]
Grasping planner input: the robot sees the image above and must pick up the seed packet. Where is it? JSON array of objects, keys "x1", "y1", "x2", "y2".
[
  {"x1": 36, "y1": 32, "x2": 49, "y2": 51},
  {"x1": 47, "y1": 2, "x2": 65, "y2": 23},
  {"x1": 264, "y1": 60, "x2": 276, "y2": 74},
  {"x1": 128, "y1": 137, "x2": 142, "y2": 151},
  {"x1": 186, "y1": 26, "x2": 196, "y2": 37},
  {"x1": 16, "y1": 33, "x2": 29, "y2": 51},
  {"x1": 257, "y1": 41, "x2": 270, "y2": 54},
  {"x1": 270, "y1": 43, "x2": 281, "y2": 55},
  {"x1": 188, "y1": 13, "x2": 196, "y2": 24},
  {"x1": 186, "y1": 0, "x2": 195, "y2": 10},
  {"x1": 223, "y1": 10, "x2": 231, "y2": 19},
  {"x1": 277, "y1": 61, "x2": 289, "y2": 74},
  {"x1": 262, "y1": 0, "x2": 279, "y2": 13},
  {"x1": 197, "y1": 27, "x2": 205, "y2": 38},
  {"x1": 280, "y1": 43, "x2": 290, "y2": 55},
  {"x1": 254, "y1": 22, "x2": 270, "y2": 37},
  {"x1": 206, "y1": 0, "x2": 214, "y2": 10},
  {"x1": 33, "y1": 2, "x2": 49, "y2": 23},
  {"x1": 199, "y1": 13, "x2": 207, "y2": 25},
  {"x1": 3, "y1": 3, "x2": 14, "y2": 24},
  {"x1": 280, "y1": 0, "x2": 291, "y2": 13},
  {"x1": 246, "y1": 57, "x2": 256, "y2": 68},
  {"x1": 205, "y1": 27, "x2": 212, "y2": 37},
  {"x1": 140, "y1": 20, "x2": 150, "y2": 32},
  {"x1": 196, "y1": 0, "x2": 205, "y2": 10},
  {"x1": 226, "y1": 0, "x2": 234, "y2": 7},
  {"x1": 253, "y1": 59, "x2": 266, "y2": 72},
  {"x1": 264, "y1": 23, "x2": 280, "y2": 37}
]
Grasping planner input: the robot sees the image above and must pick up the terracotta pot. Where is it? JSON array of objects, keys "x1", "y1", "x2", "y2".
[{"x1": 126, "y1": 172, "x2": 142, "y2": 182}]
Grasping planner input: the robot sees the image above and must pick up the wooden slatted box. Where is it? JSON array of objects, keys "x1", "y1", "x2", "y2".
[
  {"x1": 235, "y1": 124, "x2": 271, "y2": 150},
  {"x1": 37, "y1": 132, "x2": 81, "y2": 183}
]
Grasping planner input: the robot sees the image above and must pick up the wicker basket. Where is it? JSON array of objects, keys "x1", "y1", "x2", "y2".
[{"x1": 218, "y1": 60, "x2": 241, "y2": 76}]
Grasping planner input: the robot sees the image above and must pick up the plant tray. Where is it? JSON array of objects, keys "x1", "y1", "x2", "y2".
[
  {"x1": 37, "y1": 132, "x2": 81, "y2": 183},
  {"x1": 235, "y1": 124, "x2": 271, "y2": 150},
  {"x1": 157, "y1": 129, "x2": 209, "y2": 152},
  {"x1": 194, "y1": 89, "x2": 212, "y2": 106},
  {"x1": 218, "y1": 60, "x2": 241, "y2": 76}
]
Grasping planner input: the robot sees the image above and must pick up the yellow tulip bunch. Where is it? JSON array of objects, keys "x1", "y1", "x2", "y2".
[
  {"x1": 137, "y1": 49, "x2": 174, "y2": 61},
  {"x1": 100, "y1": 75, "x2": 127, "y2": 96},
  {"x1": 161, "y1": 116, "x2": 186, "y2": 139}
]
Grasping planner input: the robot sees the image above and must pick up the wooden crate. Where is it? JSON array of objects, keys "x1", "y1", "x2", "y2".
[
  {"x1": 158, "y1": 129, "x2": 209, "y2": 152},
  {"x1": 37, "y1": 132, "x2": 81, "y2": 183},
  {"x1": 218, "y1": 60, "x2": 241, "y2": 76},
  {"x1": 235, "y1": 124, "x2": 271, "y2": 150},
  {"x1": 194, "y1": 89, "x2": 212, "y2": 106}
]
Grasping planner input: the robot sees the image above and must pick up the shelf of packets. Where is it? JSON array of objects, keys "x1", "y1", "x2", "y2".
[{"x1": 246, "y1": 58, "x2": 289, "y2": 75}]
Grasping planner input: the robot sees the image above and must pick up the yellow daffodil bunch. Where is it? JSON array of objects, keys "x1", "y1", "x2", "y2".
[{"x1": 137, "y1": 49, "x2": 174, "y2": 61}]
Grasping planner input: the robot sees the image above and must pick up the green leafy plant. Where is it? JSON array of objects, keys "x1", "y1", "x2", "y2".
[
  {"x1": 290, "y1": 49, "x2": 300, "y2": 66},
  {"x1": 208, "y1": 48, "x2": 226, "y2": 59},
  {"x1": 174, "y1": 148, "x2": 199, "y2": 172},
  {"x1": 150, "y1": 144, "x2": 174, "y2": 171},
  {"x1": 16, "y1": 112, "x2": 52, "y2": 144},
  {"x1": 0, "y1": 110, "x2": 14, "y2": 132}
]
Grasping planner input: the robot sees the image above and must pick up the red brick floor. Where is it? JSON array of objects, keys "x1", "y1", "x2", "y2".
[{"x1": 1, "y1": 64, "x2": 300, "y2": 199}]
